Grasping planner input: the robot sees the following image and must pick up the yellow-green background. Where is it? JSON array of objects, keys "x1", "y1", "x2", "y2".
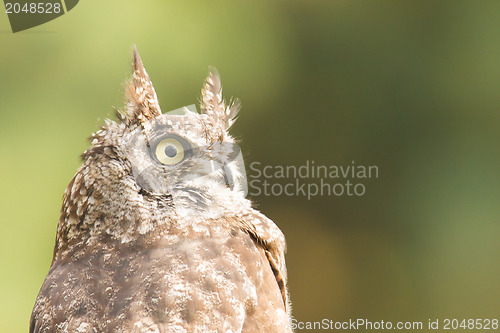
[{"x1": 1, "y1": 1, "x2": 500, "y2": 332}]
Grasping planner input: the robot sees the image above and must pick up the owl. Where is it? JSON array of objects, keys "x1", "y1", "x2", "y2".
[{"x1": 29, "y1": 47, "x2": 292, "y2": 333}]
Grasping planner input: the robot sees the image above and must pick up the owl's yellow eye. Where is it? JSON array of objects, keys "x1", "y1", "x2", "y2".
[{"x1": 155, "y1": 138, "x2": 185, "y2": 165}]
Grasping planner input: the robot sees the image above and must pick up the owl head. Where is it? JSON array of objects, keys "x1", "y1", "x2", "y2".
[
  {"x1": 56, "y1": 48, "x2": 250, "y2": 252},
  {"x1": 121, "y1": 48, "x2": 248, "y2": 215}
]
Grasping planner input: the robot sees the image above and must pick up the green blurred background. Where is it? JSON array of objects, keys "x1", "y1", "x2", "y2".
[{"x1": 1, "y1": 1, "x2": 500, "y2": 332}]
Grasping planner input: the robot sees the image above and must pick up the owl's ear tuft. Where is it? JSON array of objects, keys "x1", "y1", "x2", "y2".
[
  {"x1": 120, "y1": 46, "x2": 162, "y2": 125},
  {"x1": 200, "y1": 67, "x2": 241, "y2": 130}
]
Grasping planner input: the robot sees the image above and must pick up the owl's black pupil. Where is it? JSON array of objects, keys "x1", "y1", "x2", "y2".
[{"x1": 164, "y1": 145, "x2": 177, "y2": 158}]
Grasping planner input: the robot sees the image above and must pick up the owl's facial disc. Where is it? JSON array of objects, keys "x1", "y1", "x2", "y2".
[{"x1": 126, "y1": 112, "x2": 248, "y2": 210}]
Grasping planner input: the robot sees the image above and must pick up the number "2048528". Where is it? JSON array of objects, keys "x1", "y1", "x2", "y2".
[{"x1": 5, "y1": 2, "x2": 62, "y2": 14}]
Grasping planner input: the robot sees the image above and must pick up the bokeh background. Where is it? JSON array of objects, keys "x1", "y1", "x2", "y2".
[{"x1": 1, "y1": 1, "x2": 500, "y2": 332}]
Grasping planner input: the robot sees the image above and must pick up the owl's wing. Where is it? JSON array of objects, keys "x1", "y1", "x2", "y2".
[
  {"x1": 30, "y1": 256, "x2": 103, "y2": 333},
  {"x1": 235, "y1": 210, "x2": 290, "y2": 312}
]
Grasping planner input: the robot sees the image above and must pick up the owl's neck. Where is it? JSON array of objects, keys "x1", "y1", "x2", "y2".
[{"x1": 53, "y1": 165, "x2": 251, "y2": 262}]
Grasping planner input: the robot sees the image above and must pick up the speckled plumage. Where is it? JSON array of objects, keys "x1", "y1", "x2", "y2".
[{"x1": 30, "y1": 48, "x2": 292, "y2": 333}]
